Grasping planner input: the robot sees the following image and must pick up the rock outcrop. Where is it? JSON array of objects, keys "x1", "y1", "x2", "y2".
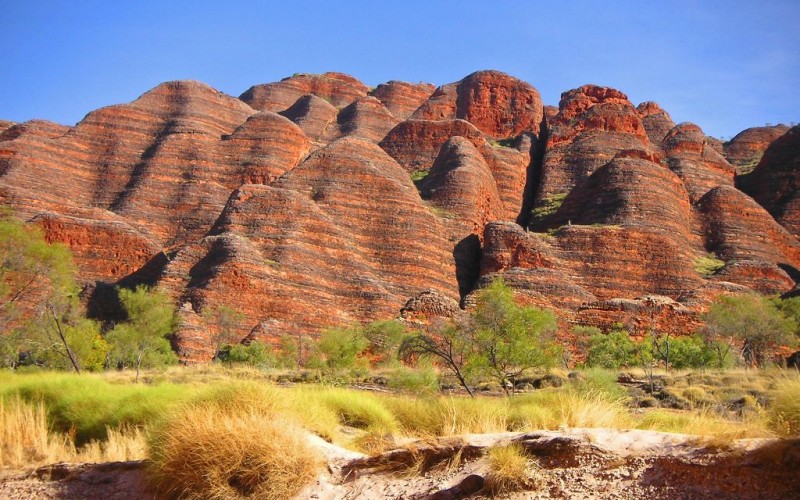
[
  {"x1": 723, "y1": 125, "x2": 789, "y2": 173},
  {"x1": 739, "y1": 125, "x2": 800, "y2": 238},
  {"x1": 1, "y1": 71, "x2": 796, "y2": 361}
]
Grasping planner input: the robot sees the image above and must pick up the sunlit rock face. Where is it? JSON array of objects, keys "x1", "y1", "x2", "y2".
[{"x1": 1, "y1": 72, "x2": 796, "y2": 361}]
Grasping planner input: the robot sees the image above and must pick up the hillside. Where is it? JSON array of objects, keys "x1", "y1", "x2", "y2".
[{"x1": 1, "y1": 70, "x2": 797, "y2": 362}]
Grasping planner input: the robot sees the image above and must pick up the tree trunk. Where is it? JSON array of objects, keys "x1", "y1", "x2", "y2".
[
  {"x1": 135, "y1": 351, "x2": 143, "y2": 383},
  {"x1": 50, "y1": 307, "x2": 81, "y2": 374}
]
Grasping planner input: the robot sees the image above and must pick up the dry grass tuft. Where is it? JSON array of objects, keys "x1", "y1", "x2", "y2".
[
  {"x1": 484, "y1": 443, "x2": 541, "y2": 495},
  {"x1": 769, "y1": 378, "x2": 800, "y2": 437},
  {"x1": 0, "y1": 397, "x2": 73, "y2": 469},
  {"x1": 636, "y1": 408, "x2": 772, "y2": 441},
  {"x1": 0, "y1": 397, "x2": 147, "y2": 469},
  {"x1": 148, "y1": 403, "x2": 322, "y2": 500}
]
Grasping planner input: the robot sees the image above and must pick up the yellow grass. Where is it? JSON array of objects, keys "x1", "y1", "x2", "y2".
[
  {"x1": 0, "y1": 397, "x2": 147, "y2": 470},
  {"x1": 148, "y1": 403, "x2": 322, "y2": 500},
  {"x1": 484, "y1": 444, "x2": 541, "y2": 495},
  {"x1": 769, "y1": 378, "x2": 800, "y2": 436}
]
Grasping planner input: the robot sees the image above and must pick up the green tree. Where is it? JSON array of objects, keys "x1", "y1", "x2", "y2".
[
  {"x1": 201, "y1": 304, "x2": 245, "y2": 361},
  {"x1": 666, "y1": 335, "x2": 716, "y2": 369},
  {"x1": 277, "y1": 334, "x2": 300, "y2": 368},
  {"x1": 0, "y1": 213, "x2": 105, "y2": 372},
  {"x1": 107, "y1": 285, "x2": 178, "y2": 381},
  {"x1": 703, "y1": 294, "x2": 794, "y2": 367},
  {"x1": 399, "y1": 318, "x2": 477, "y2": 396},
  {"x1": 586, "y1": 326, "x2": 644, "y2": 369},
  {"x1": 571, "y1": 325, "x2": 602, "y2": 366},
  {"x1": 315, "y1": 325, "x2": 369, "y2": 370},
  {"x1": 219, "y1": 340, "x2": 275, "y2": 369},
  {"x1": 0, "y1": 215, "x2": 74, "y2": 332},
  {"x1": 471, "y1": 279, "x2": 559, "y2": 395},
  {"x1": 364, "y1": 319, "x2": 407, "y2": 366},
  {"x1": 773, "y1": 296, "x2": 800, "y2": 339},
  {"x1": 32, "y1": 317, "x2": 109, "y2": 371}
]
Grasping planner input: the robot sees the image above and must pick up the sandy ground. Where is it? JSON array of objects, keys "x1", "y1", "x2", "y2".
[{"x1": 2, "y1": 429, "x2": 799, "y2": 499}]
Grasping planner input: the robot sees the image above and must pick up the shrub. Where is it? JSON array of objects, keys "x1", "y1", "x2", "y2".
[
  {"x1": 663, "y1": 335, "x2": 716, "y2": 369},
  {"x1": 530, "y1": 193, "x2": 567, "y2": 224},
  {"x1": 586, "y1": 327, "x2": 643, "y2": 369},
  {"x1": 315, "y1": 325, "x2": 369, "y2": 370},
  {"x1": 219, "y1": 341, "x2": 276, "y2": 368},
  {"x1": 311, "y1": 386, "x2": 398, "y2": 434},
  {"x1": 385, "y1": 364, "x2": 439, "y2": 395},
  {"x1": 704, "y1": 294, "x2": 795, "y2": 367}
]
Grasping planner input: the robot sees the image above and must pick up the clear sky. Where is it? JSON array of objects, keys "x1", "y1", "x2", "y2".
[{"x1": 1, "y1": 0, "x2": 798, "y2": 139}]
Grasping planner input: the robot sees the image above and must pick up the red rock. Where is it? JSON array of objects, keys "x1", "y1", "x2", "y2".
[
  {"x1": 536, "y1": 85, "x2": 653, "y2": 206},
  {"x1": 412, "y1": 71, "x2": 542, "y2": 139},
  {"x1": 369, "y1": 81, "x2": 435, "y2": 120},
  {"x1": 380, "y1": 119, "x2": 485, "y2": 173},
  {"x1": 636, "y1": 101, "x2": 675, "y2": 145},
  {"x1": 0, "y1": 120, "x2": 15, "y2": 136},
  {"x1": 739, "y1": 125, "x2": 800, "y2": 238},
  {"x1": 0, "y1": 120, "x2": 68, "y2": 141},
  {"x1": 2, "y1": 72, "x2": 797, "y2": 361},
  {"x1": 380, "y1": 118, "x2": 532, "y2": 222},
  {"x1": 662, "y1": 123, "x2": 735, "y2": 202},
  {"x1": 240, "y1": 72, "x2": 369, "y2": 112},
  {"x1": 279, "y1": 94, "x2": 339, "y2": 145},
  {"x1": 221, "y1": 111, "x2": 310, "y2": 184},
  {"x1": 411, "y1": 85, "x2": 458, "y2": 122},
  {"x1": 418, "y1": 137, "x2": 503, "y2": 295},
  {"x1": 336, "y1": 96, "x2": 399, "y2": 143},
  {"x1": 454, "y1": 70, "x2": 543, "y2": 139},
  {"x1": 159, "y1": 138, "x2": 459, "y2": 360},
  {"x1": 37, "y1": 213, "x2": 161, "y2": 282},
  {"x1": 419, "y1": 137, "x2": 502, "y2": 236},
  {"x1": 723, "y1": 125, "x2": 789, "y2": 173},
  {"x1": 697, "y1": 185, "x2": 800, "y2": 293}
]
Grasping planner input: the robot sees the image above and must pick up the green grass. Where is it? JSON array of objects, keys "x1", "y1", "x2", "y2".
[
  {"x1": 1, "y1": 366, "x2": 796, "y2": 470},
  {"x1": 530, "y1": 193, "x2": 567, "y2": 223},
  {"x1": 694, "y1": 253, "x2": 725, "y2": 276},
  {"x1": 0, "y1": 372, "x2": 198, "y2": 445}
]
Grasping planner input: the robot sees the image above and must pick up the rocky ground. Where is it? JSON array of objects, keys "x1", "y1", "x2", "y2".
[{"x1": 3, "y1": 429, "x2": 798, "y2": 499}]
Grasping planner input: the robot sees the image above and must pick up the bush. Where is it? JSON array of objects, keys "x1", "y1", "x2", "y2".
[
  {"x1": 586, "y1": 327, "x2": 643, "y2": 369},
  {"x1": 315, "y1": 325, "x2": 369, "y2": 370},
  {"x1": 2, "y1": 372, "x2": 195, "y2": 445},
  {"x1": 694, "y1": 254, "x2": 725, "y2": 276},
  {"x1": 385, "y1": 364, "x2": 439, "y2": 395},
  {"x1": 219, "y1": 341, "x2": 276, "y2": 368},
  {"x1": 663, "y1": 335, "x2": 716, "y2": 369}
]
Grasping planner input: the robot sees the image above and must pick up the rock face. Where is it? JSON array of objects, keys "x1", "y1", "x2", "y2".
[
  {"x1": 1, "y1": 71, "x2": 797, "y2": 362},
  {"x1": 240, "y1": 72, "x2": 369, "y2": 112},
  {"x1": 739, "y1": 125, "x2": 800, "y2": 238},
  {"x1": 723, "y1": 125, "x2": 789, "y2": 173}
]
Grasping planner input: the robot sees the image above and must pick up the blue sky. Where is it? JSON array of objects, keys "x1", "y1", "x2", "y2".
[{"x1": 1, "y1": 1, "x2": 798, "y2": 139}]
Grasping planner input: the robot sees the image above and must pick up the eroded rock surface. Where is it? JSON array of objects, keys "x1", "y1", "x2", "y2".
[{"x1": 1, "y1": 72, "x2": 797, "y2": 361}]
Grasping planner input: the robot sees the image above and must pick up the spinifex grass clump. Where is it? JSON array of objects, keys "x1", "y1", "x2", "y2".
[
  {"x1": 769, "y1": 378, "x2": 800, "y2": 436},
  {"x1": 148, "y1": 384, "x2": 323, "y2": 500},
  {"x1": 484, "y1": 443, "x2": 542, "y2": 495},
  {"x1": 0, "y1": 396, "x2": 147, "y2": 469},
  {"x1": 0, "y1": 372, "x2": 195, "y2": 445}
]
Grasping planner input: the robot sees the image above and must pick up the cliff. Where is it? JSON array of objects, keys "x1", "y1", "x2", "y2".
[{"x1": 1, "y1": 71, "x2": 796, "y2": 361}]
